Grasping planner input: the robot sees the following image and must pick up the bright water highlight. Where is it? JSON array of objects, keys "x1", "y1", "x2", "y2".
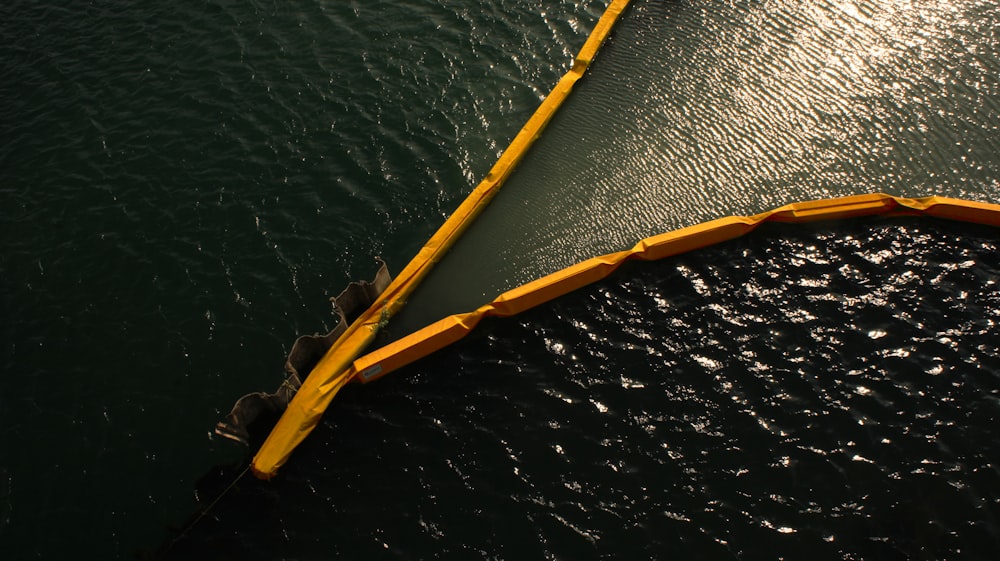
[{"x1": 394, "y1": 0, "x2": 1000, "y2": 334}]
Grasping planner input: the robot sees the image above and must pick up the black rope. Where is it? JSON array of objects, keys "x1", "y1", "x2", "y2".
[{"x1": 160, "y1": 463, "x2": 251, "y2": 556}]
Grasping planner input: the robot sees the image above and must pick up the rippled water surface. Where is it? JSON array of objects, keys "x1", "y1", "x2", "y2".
[
  {"x1": 1, "y1": 0, "x2": 998, "y2": 559},
  {"x1": 396, "y1": 0, "x2": 1000, "y2": 332}
]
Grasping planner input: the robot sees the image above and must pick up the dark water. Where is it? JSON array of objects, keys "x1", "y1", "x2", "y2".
[{"x1": 1, "y1": 0, "x2": 998, "y2": 559}]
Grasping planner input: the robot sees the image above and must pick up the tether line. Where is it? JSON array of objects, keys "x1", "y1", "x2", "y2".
[{"x1": 163, "y1": 463, "x2": 251, "y2": 554}]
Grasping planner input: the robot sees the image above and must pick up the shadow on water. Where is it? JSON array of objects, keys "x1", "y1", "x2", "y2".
[{"x1": 151, "y1": 424, "x2": 277, "y2": 560}]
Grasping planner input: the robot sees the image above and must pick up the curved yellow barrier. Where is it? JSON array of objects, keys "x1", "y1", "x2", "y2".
[
  {"x1": 251, "y1": 0, "x2": 634, "y2": 479},
  {"x1": 253, "y1": 191, "x2": 998, "y2": 478},
  {"x1": 349, "y1": 194, "x2": 1000, "y2": 386}
]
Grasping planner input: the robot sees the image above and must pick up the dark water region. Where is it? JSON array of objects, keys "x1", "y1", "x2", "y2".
[
  {"x1": 166, "y1": 217, "x2": 1000, "y2": 560},
  {"x1": 1, "y1": 0, "x2": 606, "y2": 558},
  {"x1": 394, "y1": 0, "x2": 1000, "y2": 334},
  {"x1": 2, "y1": 0, "x2": 999, "y2": 560}
]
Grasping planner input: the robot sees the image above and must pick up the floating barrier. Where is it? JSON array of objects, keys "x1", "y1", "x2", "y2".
[{"x1": 349, "y1": 193, "x2": 1000, "y2": 387}]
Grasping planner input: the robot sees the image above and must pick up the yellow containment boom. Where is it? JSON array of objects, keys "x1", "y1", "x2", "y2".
[
  {"x1": 250, "y1": 0, "x2": 634, "y2": 479},
  {"x1": 252, "y1": 192, "x2": 1000, "y2": 478},
  {"x1": 347, "y1": 193, "x2": 1000, "y2": 387}
]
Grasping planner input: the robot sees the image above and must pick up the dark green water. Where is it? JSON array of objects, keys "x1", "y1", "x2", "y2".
[
  {"x1": 1, "y1": 0, "x2": 606, "y2": 557},
  {"x1": 2, "y1": 0, "x2": 998, "y2": 559}
]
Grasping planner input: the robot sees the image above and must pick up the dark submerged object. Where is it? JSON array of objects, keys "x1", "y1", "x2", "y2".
[{"x1": 215, "y1": 258, "x2": 392, "y2": 446}]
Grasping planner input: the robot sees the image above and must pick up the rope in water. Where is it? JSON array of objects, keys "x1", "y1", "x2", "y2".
[{"x1": 162, "y1": 463, "x2": 251, "y2": 554}]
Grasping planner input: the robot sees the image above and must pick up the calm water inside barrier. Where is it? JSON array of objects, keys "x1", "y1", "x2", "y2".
[
  {"x1": 393, "y1": 0, "x2": 1000, "y2": 334},
  {"x1": 1, "y1": 0, "x2": 998, "y2": 559}
]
